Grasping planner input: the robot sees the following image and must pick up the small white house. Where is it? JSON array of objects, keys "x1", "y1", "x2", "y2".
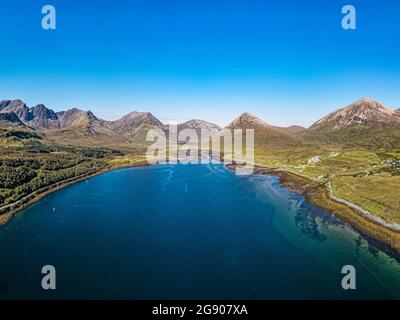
[{"x1": 308, "y1": 156, "x2": 321, "y2": 165}]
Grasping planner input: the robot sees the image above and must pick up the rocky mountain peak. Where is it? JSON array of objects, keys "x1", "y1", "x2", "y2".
[
  {"x1": 352, "y1": 97, "x2": 393, "y2": 114},
  {"x1": 310, "y1": 98, "x2": 398, "y2": 131},
  {"x1": 178, "y1": 119, "x2": 221, "y2": 132},
  {"x1": 0, "y1": 111, "x2": 26, "y2": 128},
  {"x1": 0, "y1": 99, "x2": 30, "y2": 121},
  {"x1": 228, "y1": 112, "x2": 270, "y2": 128},
  {"x1": 0, "y1": 99, "x2": 26, "y2": 110},
  {"x1": 31, "y1": 104, "x2": 58, "y2": 120},
  {"x1": 86, "y1": 110, "x2": 98, "y2": 121},
  {"x1": 57, "y1": 108, "x2": 95, "y2": 128},
  {"x1": 107, "y1": 111, "x2": 164, "y2": 133}
]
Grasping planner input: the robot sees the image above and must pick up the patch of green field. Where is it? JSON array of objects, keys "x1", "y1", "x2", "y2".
[
  {"x1": 254, "y1": 146, "x2": 322, "y2": 168},
  {"x1": 108, "y1": 154, "x2": 148, "y2": 167},
  {"x1": 301, "y1": 151, "x2": 381, "y2": 178},
  {"x1": 256, "y1": 146, "x2": 400, "y2": 226},
  {"x1": 386, "y1": 151, "x2": 400, "y2": 159},
  {"x1": 332, "y1": 175, "x2": 400, "y2": 224},
  {"x1": 255, "y1": 148, "x2": 381, "y2": 179}
]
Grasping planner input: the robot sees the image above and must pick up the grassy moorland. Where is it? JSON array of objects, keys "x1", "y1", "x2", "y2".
[
  {"x1": 333, "y1": 175, "x2": 400, "y2": 225},
  {"x1": 254, "y1": 146, "x2": 400, "y2": 227},
  {"x1": 108, "y1": 154, "x2": 149, "y2": 167}
]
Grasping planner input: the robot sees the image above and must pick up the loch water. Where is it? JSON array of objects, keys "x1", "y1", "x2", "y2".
[{"x1": 1, "y1": 163, "x2": 399, "y2": 299}]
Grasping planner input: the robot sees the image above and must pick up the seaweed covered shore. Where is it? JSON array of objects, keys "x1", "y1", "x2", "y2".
[{"x1": 227, "y1": 164, "x2": 400, "y2": 253}]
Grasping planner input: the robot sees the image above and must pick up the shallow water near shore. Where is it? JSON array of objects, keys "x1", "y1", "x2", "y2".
[{"x1": 0, "y1": 163, "x2": 400, "y2": 299}]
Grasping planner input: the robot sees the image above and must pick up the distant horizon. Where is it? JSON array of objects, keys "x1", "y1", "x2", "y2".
[{"x1": 2, "y1": 0, "x2": 400, "y2": 127}]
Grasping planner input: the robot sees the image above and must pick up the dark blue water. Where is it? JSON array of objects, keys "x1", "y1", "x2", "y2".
[{"x1": 0, "y1": 163, "x2": 399, "y2": 299}]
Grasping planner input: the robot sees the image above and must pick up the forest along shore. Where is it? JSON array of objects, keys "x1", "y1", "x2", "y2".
[{"x1": 0, "y1": 161, "x2": 149, "y2": 226}]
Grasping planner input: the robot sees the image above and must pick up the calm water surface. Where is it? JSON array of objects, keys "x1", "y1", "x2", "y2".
[{"x1": 0, "y1": 163, "x2": 399, "y2": 299}]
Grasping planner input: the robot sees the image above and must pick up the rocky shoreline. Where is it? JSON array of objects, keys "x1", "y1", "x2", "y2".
[{"x1": 227, "y1": 163, "x2": 400, "y2": 253}]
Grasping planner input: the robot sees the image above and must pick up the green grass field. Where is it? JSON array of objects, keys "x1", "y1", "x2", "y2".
[
  {"x1": 332, "y1": 175, "x2": 400, "y2": 224},
  {"x1": 255, "y1": 146, "x2": 400, "y2": 225},
  {"x1": 300, "y1": 150, "x2": 380, "y2": 178}
]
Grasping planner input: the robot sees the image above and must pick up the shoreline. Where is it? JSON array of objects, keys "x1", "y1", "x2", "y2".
[
  {"x1": 228, "y1": 164, "x2": 400, "y2": 253},
  {"x1": 0, "y1": 161, "x2": 150, "y2": 227},
  {"x1": 2, "y1": 160, "x2": 400, "y2": 254},
  {"x1": 277, "y1": 167, "x2": 400, "y2": 232}
]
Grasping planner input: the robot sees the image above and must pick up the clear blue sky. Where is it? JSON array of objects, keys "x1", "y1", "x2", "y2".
[{"x1": 1, "y1": 0, "x2": 400, "y2": 127}]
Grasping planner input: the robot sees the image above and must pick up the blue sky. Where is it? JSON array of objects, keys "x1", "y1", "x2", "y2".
[{"x1": 1, "y1": 0, "x2": 400, "y2": 127}]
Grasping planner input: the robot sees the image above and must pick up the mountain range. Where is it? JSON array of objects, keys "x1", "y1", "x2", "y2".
[{"x1": 1, "y1": 97, "x2": 400, "y2": 151}]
